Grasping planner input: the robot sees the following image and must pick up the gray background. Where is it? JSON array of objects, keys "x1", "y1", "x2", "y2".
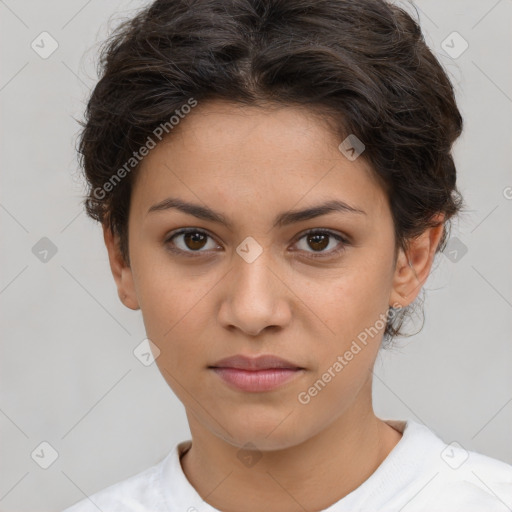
[{"x1": 1, "y1": 0, "x2": 511, "y2": 510}]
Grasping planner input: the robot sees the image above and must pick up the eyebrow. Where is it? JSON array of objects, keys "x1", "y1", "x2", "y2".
[{"x1": 147, "y1": 197, "x2": 366, "y2": 229}]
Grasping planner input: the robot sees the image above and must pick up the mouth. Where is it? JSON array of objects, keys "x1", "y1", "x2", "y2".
[{"x1": 208, "y1": 354, "x2": 305, "y2": 392}]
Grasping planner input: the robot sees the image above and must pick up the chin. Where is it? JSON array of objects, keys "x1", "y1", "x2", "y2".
[{"x1": 214, "y1": 413, "x2": 311, "y2": 451}]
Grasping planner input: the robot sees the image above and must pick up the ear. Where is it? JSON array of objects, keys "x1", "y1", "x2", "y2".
[
  {"x1": 389, "y1": 214, "x2": 445, "y2": 308},
  {"x1": 102, "y1": 224, "x2": 140, "y2": 310}
]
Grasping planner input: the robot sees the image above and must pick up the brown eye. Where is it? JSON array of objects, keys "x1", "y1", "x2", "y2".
[
  {"x1": 294, "y1": 229, "x2": 348, "y2": 257},
  {"x1": 165, "y1": 229, "x2": 219, "y2": 255},
  {"x1": 307, "y1": 233, "x2": 330, "y2": 252},
  {"x1": 183, "y1": 231, "x2": 207, "y2": 250}
]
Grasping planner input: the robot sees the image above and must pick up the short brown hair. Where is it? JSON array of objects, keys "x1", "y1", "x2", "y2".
[{"x1": 78, "y1": 0, "x2": 464, "y2": 343}]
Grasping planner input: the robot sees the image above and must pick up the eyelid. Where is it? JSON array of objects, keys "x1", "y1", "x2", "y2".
[
  {"x1": 164, "y1": 227, "x2": 221, "y2": 256},
  {"x1": 164, "y1": 227, "x2": 349, "y2": 257},
  {"x1": 291, "y1": 228, "x2": 349, "y2": 258},
  {"x1": 294, "y1": 228, "x2": 349, "y2": 245}
]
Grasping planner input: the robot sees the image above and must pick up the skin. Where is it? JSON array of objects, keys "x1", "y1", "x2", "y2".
[{"x1": 104, "y1": 99, "x2": 444, "y2": 512}]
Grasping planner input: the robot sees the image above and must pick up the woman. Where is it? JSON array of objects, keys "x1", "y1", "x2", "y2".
[{"x1": 63, "y1": 0, "x2": 512, "y2": 510}]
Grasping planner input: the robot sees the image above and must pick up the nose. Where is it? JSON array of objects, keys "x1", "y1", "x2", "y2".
[{"x1": 217, "y1": 247, "x2": 292, "y2": 337}]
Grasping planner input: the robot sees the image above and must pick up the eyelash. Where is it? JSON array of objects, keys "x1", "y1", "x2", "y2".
[{"x1": 164, "y1": 228, "x2": 349, "y2": 259}]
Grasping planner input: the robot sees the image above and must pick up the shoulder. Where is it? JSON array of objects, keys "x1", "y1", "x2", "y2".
[
  {"x1": 427, "y1": 450, "x2": 512, "y2": 511},
  {"x1": 61, "y1": 455, "x2": 167, "y2": 512},
  {"x1": 409, "y1": 422, "x2": 512, "y2": 511},
  {"x1": 378, "y1": 420, "x2": 512, "y2": 511}
]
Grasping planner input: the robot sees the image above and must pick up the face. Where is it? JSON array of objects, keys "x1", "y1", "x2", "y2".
[{"x1": 105, "y1": 99, "x2": 441, "y2": 450}]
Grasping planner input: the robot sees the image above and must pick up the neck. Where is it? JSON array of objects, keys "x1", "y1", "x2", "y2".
[{"x1": 180, "y1": 383, "x2": 402, "y2": 512}]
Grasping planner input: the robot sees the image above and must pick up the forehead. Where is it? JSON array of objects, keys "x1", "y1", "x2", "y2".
[{"x1": 131, "y1": 100, "x2": 389, "y2": 221}]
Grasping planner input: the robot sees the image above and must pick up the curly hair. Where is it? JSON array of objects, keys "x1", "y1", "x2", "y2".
[{"x1": 78, "y1": 0, "x2": 464, "y2": 344}]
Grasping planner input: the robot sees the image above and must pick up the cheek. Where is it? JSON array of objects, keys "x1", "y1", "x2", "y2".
[
  {"x1": 130, "y1": 254, "x2": 211, "y2": 349},
  {"x1": 132, "y1": 244, "x2": 210, "y2": 318},
  {"x1": 310, "y1": 260, "x2": 392, "y2": 341},
  {"x1": 142, "y1": 282, "x2": 211, "y2": 344},
  {"x1": 297, "y1": 274, "x2": 385, "y2": 411},
  {"x1": 298, "y1": 257, "x2": 393, "y2": 398}
]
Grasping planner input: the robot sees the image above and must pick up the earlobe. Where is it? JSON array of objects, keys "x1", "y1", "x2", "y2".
[
  {"x1": 389, "y1": 214, "x2": 445, "y2": 308},
  {"x1": 102, "y1": 225, "x2": 140, "y2": 311}
]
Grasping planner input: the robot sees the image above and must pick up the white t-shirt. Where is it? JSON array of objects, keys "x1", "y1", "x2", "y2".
[{"x1": 62, "y1": 419, "x2": 512, "y2": 511}]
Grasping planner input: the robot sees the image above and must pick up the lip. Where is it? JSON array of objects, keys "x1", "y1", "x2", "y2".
[
  {"x1": 209, "y1": 355, "x2": 305, "y2": 393},
  {"x1": 210, "y1": 354, "x2": 303, "y2": 371},
  {"x1": 211, "y1": 368, "x2": 304, "y2": 392}
]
